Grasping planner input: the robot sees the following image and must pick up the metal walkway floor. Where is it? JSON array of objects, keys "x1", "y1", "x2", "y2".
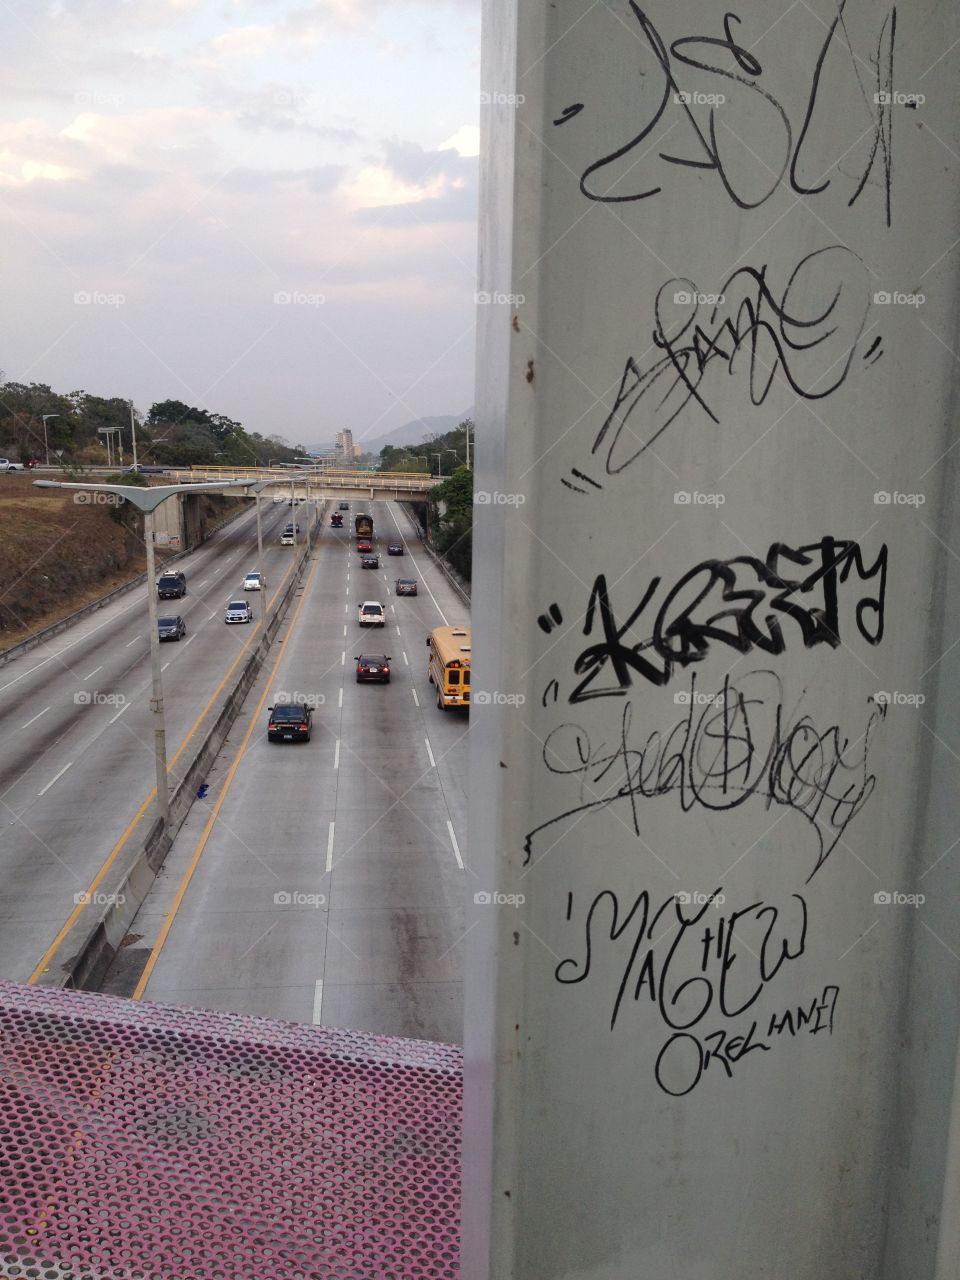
[{"x1": 0, "y1": 982, "x2": 461, "y2": 1279}]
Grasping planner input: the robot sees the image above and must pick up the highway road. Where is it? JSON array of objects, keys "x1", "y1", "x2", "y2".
[
  {"x1": 0, "y1": 495, "x2": 315, "y2": 984},
  {"x1": 103, "y1": 501, "x2": 469, "y2": 1044}
]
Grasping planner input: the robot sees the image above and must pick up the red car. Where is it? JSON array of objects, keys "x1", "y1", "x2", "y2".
[{"x1": 356, "y1": 540, "x2": 372, "y2": 552}]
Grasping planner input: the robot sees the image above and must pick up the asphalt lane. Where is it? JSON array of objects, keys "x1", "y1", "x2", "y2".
[
  {"x1": 115, "y1": 501, "x2": 470, "y2": 1044},
  {"x1": 0, "y1": 496, "x2": 316, "y2": 983}
]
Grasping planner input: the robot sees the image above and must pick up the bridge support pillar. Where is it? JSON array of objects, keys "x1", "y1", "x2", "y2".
[{"x1": 465, "y1": 2, "x2": 960, "y2": 1278}]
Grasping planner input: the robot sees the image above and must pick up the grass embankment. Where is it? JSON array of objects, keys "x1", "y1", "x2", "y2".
[{"x1": 0, "y1": 475, "x2": 240, "y2": 652}]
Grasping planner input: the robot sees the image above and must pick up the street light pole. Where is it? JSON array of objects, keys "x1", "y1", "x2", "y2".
[
  {"x1": 130, "y1": 402, "x2": 139, "y2": 470},
  {"x1": 143, "y1": 507, "x2": 170, "y2": 827},
  {"x1": 42, "y1": 415, "x2": 59, "y2": 467},
  {"x1": 255, "y1": 488, "x2": 265, "y2": 626},
  {"x1": 435, "y1": 453, "x2": 443, "y2": 476},
  {"x1": 33, "y1": 475, "x2": 251, "y2": 830}
]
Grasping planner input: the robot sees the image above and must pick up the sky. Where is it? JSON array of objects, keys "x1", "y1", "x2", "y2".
[{"x1": 0, "y1": 0, "x2": 481, "y2": 450}]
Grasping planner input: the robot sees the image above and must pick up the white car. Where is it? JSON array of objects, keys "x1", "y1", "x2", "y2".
[
  {"x1": 358, "y1": 601, "x2": 385, "y2": 626},
  {"x1": 272, "y1": 494, "x2": 287, "y2": 504},
  {"x1": 0, "y1": 458, "x2": 24, "y2": 472},
  {"x1": 243, "y1": 572, "x2": 264, "y2": 591},
  {"x1": 280, "y1": 532, "x2": 295, "y2": 546},
  {"x1": 224, "y1": 600, "x2": 253, "y2": 624}
]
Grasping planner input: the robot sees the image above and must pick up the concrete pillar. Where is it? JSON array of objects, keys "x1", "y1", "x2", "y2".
[
  {"x1": 152, "y1": 493, "x2": 186, "y2": 550},
  {"x1": 466, "y1": 2, "x2": 960, "y2": 1277}
]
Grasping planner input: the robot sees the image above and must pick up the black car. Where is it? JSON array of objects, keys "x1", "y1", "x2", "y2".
[
  {"x1": 395, "y1": 578, "x2": 418, "y2": 596},
  {"x1": 267, "y1": 702, "x2": 313, "y2": 742},
  {"x1": 355, "y1": 654, "x2": 391, "y2": 683},
  {"x1": 158, "y1": 615, "x2": 186, "y2": 641},
  {"x1": 387, "y1": 543, "x2": 403, "y2": 556},
  {"x1": 361, "y1": 554, "x2": 379, "y2": 569},
  {"x1": 156, "y1": 571, "x2": 186, "y2": 599}
]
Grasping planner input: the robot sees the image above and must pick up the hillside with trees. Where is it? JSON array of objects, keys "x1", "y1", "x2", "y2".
[
  {"x1": 379, "y1": 419, "x2": 474, "y2": 583},
  {"x1": 0, "y1": 382, "x2": 308, "y2": 469}
]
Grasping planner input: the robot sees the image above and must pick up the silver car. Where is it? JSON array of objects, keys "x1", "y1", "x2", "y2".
[{"x1": 224, "y1": 600, "x2": 253, "y2": 624}]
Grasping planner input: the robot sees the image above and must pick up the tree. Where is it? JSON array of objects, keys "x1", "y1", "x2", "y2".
[{"x1": 429, "y1": 465, "x2": 474, "y2": 581}]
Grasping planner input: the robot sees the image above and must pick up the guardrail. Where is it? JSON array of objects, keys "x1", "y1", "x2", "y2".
[{"x1": 398, "y1": 504, "x2": 472, "y2": 606}]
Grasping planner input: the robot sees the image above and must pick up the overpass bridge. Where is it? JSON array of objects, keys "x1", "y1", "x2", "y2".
[{"x1": 171, "y1": 465, "x2": 439, "y2": 500}]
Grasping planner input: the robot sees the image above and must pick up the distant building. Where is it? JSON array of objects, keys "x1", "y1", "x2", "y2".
[{"x1": 334, "y1": 430, "x2": 353, "y2": 461}]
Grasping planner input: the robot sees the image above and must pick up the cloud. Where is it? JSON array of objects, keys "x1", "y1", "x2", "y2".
[
  {"x1": 197, "y1": 78, "x2": 362, "y2": 144},
  {"x1": 220, "y1": 164, "x2": 346, "y2": 195},
  {"x1": 209, "y1": 25, "x2": 278, "y2": 59},
  {"x1": 346, "y1": 136, "x2": 478, "y2": 223},
  {"x1": 438, "y1": 125, "x2": 479, "y2": 157}
]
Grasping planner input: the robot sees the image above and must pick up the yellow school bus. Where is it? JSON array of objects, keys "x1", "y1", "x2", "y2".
[{"x1": 426, "y1": 626, "x2": 471, "y2": 711}]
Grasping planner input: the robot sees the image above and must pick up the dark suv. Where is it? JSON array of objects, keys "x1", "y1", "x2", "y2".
[
  {"x1": 157, "y1": 571, "x2": 186, "y2": 599},
  {"x1": 267, "y1": 702, "x2": 313, "y2": 742}
]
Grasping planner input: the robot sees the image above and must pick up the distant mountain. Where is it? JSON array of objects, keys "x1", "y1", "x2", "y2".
[{"x1": 357, "y1": 410, "x2": 474, "y2": 455}]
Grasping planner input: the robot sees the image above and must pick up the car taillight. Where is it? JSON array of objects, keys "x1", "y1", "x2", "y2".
[
  {"x1": 268, "y1": 722, "x2": 276, "y2": 731},
  {"x1": 299, "y1": 723, "x2": 308, "y2": 730}
]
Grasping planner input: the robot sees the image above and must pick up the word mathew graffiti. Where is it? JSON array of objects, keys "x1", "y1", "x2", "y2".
[
  {"x1": 555, "y1": 885, "x2": 840, "y2": 1095},
  {"x1": 537, "y1": 537, "x2": 886, "y2": 703},
  {"x1": 525, "y1": 669, "x2": 884, "y2": 883},
  {"x1": 562, "y1": 246, "x2": 874, "y2": 492},
  {"x1": 556, "y1": 2, "x2": 895, "y2": 221}
]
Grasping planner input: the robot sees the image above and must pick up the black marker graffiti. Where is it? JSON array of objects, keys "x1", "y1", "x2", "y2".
[
  {"x1": 524, "y1": 669, "x2": 885, "y2": 883},
  {"x1": 555, "y1": 883, "x2": 839, "y2": 1094},
  {"x1": 539, "y1": 537, "x2": 886, "y2": 702},
  {"x1": 562, "y1": 246, "x2": 873, "y2": 492},
  {"x1": 561, "y1": 1, "x2": 895, "y2": 221}
]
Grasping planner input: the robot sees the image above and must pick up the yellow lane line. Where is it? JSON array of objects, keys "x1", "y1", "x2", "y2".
[
  {"x1": 132, "y1": 555, "x2": 320, "y2": 1000},
  {"x1": 27, "y1": 555, "x2": 301, "y2": 985}
]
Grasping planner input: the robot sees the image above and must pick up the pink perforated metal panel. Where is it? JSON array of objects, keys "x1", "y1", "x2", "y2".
[{"x1": 0, "y1": 982, "x2": 461, "y2": 1279}]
